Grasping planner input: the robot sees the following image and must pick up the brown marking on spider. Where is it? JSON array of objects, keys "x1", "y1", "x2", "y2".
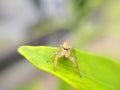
[{"x1": 47, "y1": 42, "x2": 82, "y2": 77}]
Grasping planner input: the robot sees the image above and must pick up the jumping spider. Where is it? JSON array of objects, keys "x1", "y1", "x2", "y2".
[{"x1": 47, "y1": 42, "x2": 82, "y2": 77}]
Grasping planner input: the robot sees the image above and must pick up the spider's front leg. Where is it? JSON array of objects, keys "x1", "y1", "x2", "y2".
[
  {"x1": 47, "y1": 48, "x2": 59, "y2": 62},
  {"x1": 47, "y1": 52, "x2": 55, "y2": 62},
  {"x1": 68, "y1": 56, "x2": 82, "y2": 78},
  {"x1": 54, "y1": 54, "x2": 62, "y2": 71}
]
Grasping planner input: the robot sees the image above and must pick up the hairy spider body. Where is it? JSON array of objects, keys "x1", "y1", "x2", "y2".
[{"x1": 47, "y1": 42, "x2": 81, "y2": 77}]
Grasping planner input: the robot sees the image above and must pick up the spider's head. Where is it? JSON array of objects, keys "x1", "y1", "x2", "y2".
[{"x1": 62, "y1": 42, "x2": 71, "y2": 51}]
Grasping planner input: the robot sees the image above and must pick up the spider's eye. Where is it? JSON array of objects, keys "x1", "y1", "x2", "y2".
[{"x1": 63, "y1": 48, "x2": 69, "y2": 50}]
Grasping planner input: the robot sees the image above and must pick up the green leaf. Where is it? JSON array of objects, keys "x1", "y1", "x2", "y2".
[{"x1": 18, "y1": 46, "x2": 120, "y2": 90}]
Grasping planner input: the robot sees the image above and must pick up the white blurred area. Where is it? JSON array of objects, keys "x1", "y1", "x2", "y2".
[
  {"x1": 0, "y1": 0, "x2": 39, "y2": 42},
  {"x1": 0, "y1": 0, "x2": 71, "y2": 43},
  {"x1": 42, "y1": 0, "x2": 71, "y2": 21},
  {"x1": 0, "y1": 0, "x2": 72, "y2": 54}
]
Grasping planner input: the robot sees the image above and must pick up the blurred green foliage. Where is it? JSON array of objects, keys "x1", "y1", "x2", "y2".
[
  {"x1": 13, "y1": 80, "x2": 41, "y2": 90},
  {"x1": 72, "y1": 0, "x2": 103, "y2": 23}
]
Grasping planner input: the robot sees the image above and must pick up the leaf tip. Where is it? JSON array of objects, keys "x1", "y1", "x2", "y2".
[{"x1": 17, "y1": 46, "x2": 27, "y2": 54}]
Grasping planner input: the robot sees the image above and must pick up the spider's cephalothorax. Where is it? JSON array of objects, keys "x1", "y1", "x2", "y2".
[
  {"x1": 47, "y1": 42, "x2": 82, "y2": 77},
  {"x1": 60, "y1": 42, "x2": 72, "y2": 58}
]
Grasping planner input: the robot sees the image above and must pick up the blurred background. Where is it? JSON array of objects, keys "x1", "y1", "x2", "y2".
[{"x1": 0, "y1": 0, "x2": 120, "y2": 90}]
